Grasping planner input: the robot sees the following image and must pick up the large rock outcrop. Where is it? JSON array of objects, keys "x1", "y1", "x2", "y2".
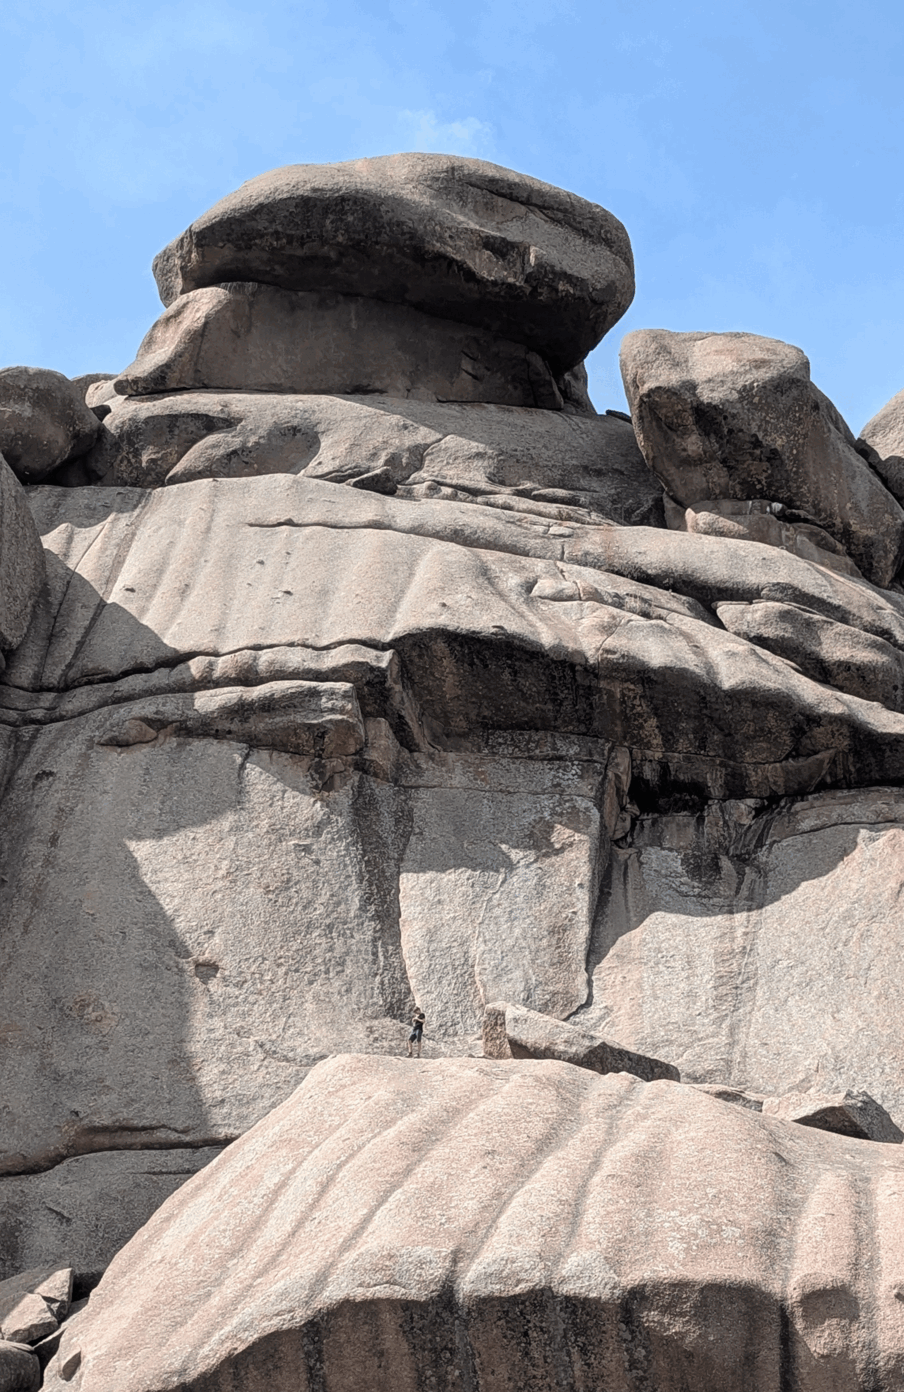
[
  {"x1": 7, "y1": 155, "x2": 904, "y2": 1385},
  {"x1": 151, "y1": 155, "x2": 635, "y2": 374},
  {"x1": 43, "y1": 1055, "x2": 904, "y2": 1392}
]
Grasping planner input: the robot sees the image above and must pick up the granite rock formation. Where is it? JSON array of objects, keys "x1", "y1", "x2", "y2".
[
  {"x1": 3, "y1": 154, "x2": 904, "y2": 1390},
  {"x1": 42, "y1": 1057, "x2": 904, "y2": 1392}
]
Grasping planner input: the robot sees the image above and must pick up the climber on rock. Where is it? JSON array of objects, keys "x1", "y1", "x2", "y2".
[{"x1": 407, "y1": 1008, "x2": 426, "y2": 1058}]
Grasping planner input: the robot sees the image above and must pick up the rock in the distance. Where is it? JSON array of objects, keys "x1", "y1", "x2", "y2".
[
  {"x1": 113, "y1": 283, "x2": 565, "y2": 408},
  {"x1": 859, "y1": 385, "x2": 904, "y2": 504},
  {"x1": 0, "y1": 368, "x2": 99, "y2": 482},
  {"x1": 0, "y1": 1342, "x2": 40, "y2": 1392},
  {"x1": 762, "y1": 1088, "x2": 904, "y2": 1142},
  {"x1": 0, "y1": 456, "x2": 45, "y2": 653},
  {"x1": 41, "y1": 1055, "x2": 904, "y2": 1392},
  {"x1": 151, "y1": 154, "x2": 634, "y2": 373},
  {"x1": 620, "y1": 329, "x2": 904, "y2": 586}
]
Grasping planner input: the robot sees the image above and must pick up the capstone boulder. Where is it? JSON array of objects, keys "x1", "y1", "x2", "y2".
[{"x1": 151, "y1": 154, "x2": 635, "y2": 373}]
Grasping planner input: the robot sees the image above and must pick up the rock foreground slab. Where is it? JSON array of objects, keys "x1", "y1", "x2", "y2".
[
  {"x1": 44, "y1": 1055, "x2": 904, "y2": 1392},
  {"x1": 151, "y1": 154, "x2": 634, "y2": 372}
]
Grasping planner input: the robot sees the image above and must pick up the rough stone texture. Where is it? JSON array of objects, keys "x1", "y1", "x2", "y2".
[
  {"x1": 0, "y1": 1150, "x2": 222, "y2": 1286},
  {"x1": 0, "y1": 369, "x2": 99, "y2": 483},
  {"x1": 762, "y1": 1089, "x2": 904, "y2": 1143},
  {"x1": 663, "y1": 494, "x2": 864, "y2": 578},
  {"x1": 151, "y1": 154, "x2": 635, "y2": 373},
  {"x1": 620, "y1": 329, "x2": 904, "y2": 586},
  {"x1": 577, "y1": 786, "x2": 904, "y2": 1127},
  {"x1": 0, "y1": 1268, "x2": 71, "y2": 1344},
  {"x1": 6, "y1": 476, "x2": 904, "y2": 1166},
  {"x1": 43, "y1": 1055, "x2": 904, "y2": 1392},
  {"x1": 691, "y1": 1083, "x2": 764, "y2": 1111},
  {"x1": 84, "y1": 390, "x2": 663, "y2": 526},
  {"x1": 859, "y1": 386, "x2": 904, "y2": 503},
  {"x1": 69, "y1": 374, "x2": 118, "y2": 400},
  {"x1": 114, "y1": 284, "x2": 566, "y2": 408},
  {"x1": 486, "y1": 1001, "x2": 679, "y2": 1081},
  {"x1": 0, "y1": 458, "x2": 45, "y2": 653},
  {"x1": 0, "y1": 1342, "x2": 40, "y2": 1392}
]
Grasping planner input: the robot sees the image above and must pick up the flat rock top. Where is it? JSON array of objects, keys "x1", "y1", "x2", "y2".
[{"x1": 151, "y1": 154, "x2": 634, "y2": 373}]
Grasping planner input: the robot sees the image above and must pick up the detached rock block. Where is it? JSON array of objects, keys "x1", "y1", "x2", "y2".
[
  {"x1": 762, "y1": 1089, "x2": 903, "y2": 1142},
  {"x1": 620, "y1": 329, "x2": 904, "y2": 586},
  {"x1": 0, "y1": 1267, "x2": 71, "y2": 1345},
  {"x1": 484, "y1": 1001, "x2": 679, "y2": 1082}
]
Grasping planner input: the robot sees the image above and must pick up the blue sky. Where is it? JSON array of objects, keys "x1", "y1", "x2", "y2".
[{"x1": 1, "y1": 0, "x2": 902, "y2": 431}]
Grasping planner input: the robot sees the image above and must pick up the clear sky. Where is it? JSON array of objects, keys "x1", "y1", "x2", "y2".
[{"x1": 1, "y1": 0, "x2": 901, "y2": 432}]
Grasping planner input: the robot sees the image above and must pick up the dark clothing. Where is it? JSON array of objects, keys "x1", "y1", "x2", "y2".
[{"x1": 409, "y1": 1011, "x2": 426, "y2": 1043}]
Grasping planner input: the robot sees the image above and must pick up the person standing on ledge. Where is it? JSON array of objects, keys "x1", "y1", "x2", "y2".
[{"x1": 408, "y1": 1008, "x2": 426, "y2": 1058}]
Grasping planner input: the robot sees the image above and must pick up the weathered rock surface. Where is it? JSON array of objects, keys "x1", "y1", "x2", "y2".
[
  {"x1": 0, "y1": 458, "x2": 45, "y2": 654},
  {"x1": 0, "y1": 1341, "x2": 40, "y2": 1392},
  {"x1": 762, "y1": 1089, "x2": 904, "y2": 1143},
  {"x1": 577, "y1": 785, "x2": 904, "y2": 1126},
  {"x1": 0, "y1": 369, "x2": 99, "y2": 483},
  {"x1": 0, "y1": 1151, "x2": 223, "y2": 1285},
  {"x1": 0, "y1": 1267, "x2": 71, "y2": 1344},
  {"x1": 483, "y1": 1000, "x2": 679, "y2": 1080},
  {"x1": 151, "y1": 155, "x2": 634, "y2": 373},
  {"x1": 84, "y1": 390, "x2": 663, "y2": 525},
  {"x1": 114, "y1": 284, "x2": 566, "y2": 407},
  {"x1": 43, "y1": 1055, "x2": 904, "y2": 1392},
  {"x1": 5, "y1": 474, "x2": 904, "y2": 1165},
  {"x1": 663, "y1": 494, "x2": 864, "y2": 578},
  {"x1": 621, "y1": 330, "x2": 904, "y2": 585},
  {"x1": 859, "y1": 385, "x2": 904, "y2": 503}
]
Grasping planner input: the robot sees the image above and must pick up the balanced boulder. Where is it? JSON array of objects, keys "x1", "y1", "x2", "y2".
[
  {"x1": 0, "y1": 368, "x2": 98, "y2": 482},
  {"x1": 620, "y1": 330, "x2": 904, "y2": 586},
  {"x1": 151, "y1": 154, "x2": 634, "y2": 374}
]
